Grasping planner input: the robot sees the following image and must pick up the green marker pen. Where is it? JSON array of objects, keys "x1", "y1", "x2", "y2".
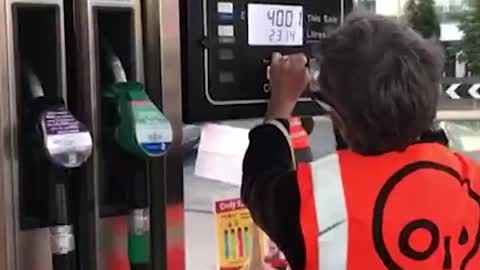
[
  {"x1": 230, "y1": 229, "x2": 236, "y2": 259},
  {"x1": 244, "y1": 227, "x2": 250, "y2": 256}
]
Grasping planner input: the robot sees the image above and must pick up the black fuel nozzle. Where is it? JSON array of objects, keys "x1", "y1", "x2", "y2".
[{"x1": 21, "y1": 62, "x2": 93, "y2": 270}]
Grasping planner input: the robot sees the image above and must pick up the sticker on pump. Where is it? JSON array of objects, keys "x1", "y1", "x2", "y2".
[
  {"x1": 213, "y1": 198, "x2": 290, "y2": 270},
  {"x1": 41, "y1": 107, "x2": 93, "y2": 168},
  {"x1": 218, "y1": 25, "x2": 234, "y2": 37},
  {"x1": 218, "y1": 2, "x2": 234, "y2": 21},
  {"x1": 217, "y1": 2, "x2": 233, "y2": 14},
  {"x1": 130, "y1": 100, "x2": 172, "y2": 157}
]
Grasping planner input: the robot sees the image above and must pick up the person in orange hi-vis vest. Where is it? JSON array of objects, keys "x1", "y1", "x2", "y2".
[{"x1": 241, "y1": 10, "x2": 480, "y2": 270}]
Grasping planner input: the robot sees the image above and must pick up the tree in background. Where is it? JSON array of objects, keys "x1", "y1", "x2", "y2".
[
  {"x1": 459, "y1": 0, "x2": 480, "y2": 75},
  {"x1": 405, "y1": 0, "x2": 420, "y2": 28},
  {"x1": 404, "y1": 0, "x2": 441, "y2": 39}
]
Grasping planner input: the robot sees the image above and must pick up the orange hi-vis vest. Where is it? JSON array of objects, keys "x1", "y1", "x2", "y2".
[
  {"x1": 296, "y1": 142, "x2": 480, "y2": 270},
  {"x1": 289, "y1": 117, "x2": 312, "y2": 164}
]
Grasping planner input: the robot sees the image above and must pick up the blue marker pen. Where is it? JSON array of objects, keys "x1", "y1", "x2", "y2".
[{"x1": 224, "y1": 230, "x2": 229, "y2": 259}]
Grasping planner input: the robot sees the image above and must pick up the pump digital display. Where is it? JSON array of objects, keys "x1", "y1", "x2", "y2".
[
  {"x1": 182, "y1": 0, "x2": 346, "y2": 122},
  {"x1": 247, "y1": 4, "x2": 303, "y2": 46}
]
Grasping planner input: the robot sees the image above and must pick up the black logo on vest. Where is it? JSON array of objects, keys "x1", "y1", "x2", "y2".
[{"x1": 372, "y1": 161, "x2": 480, "y2": 269}]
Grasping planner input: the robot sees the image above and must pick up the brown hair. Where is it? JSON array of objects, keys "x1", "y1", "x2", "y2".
[{"x1": 316, "y1": 11, "x2": 445, "y2": 155}]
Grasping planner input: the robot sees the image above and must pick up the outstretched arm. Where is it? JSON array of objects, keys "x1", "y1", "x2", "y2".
[{"x1": 241, "y1": 120, "x2": 306, "y2": 270}]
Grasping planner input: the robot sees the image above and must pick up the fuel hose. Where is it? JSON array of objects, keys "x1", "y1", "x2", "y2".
[
  {"x1": 49, "y1": 169, "x2": 75, "y2": 270},
  {"x1": 102, "y1": 39, "x2": 150, "y2": 269},
  {"x1": 50, "y1": 176, "x2": 75, "y2": 270},
  {"x1": 128, "y1": 208, "x2": 149, "y2": 270}
]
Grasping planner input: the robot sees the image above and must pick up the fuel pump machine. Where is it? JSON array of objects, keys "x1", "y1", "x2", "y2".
[
  {"x1": 67, "y1": 0, "x2": 177, "y2": 268},
  {"x1": 181, "y1": 0, "x2": 351, "y2": 122},
  {"x1": 4, "y1": 1, "x2": 95, "y2": 270}
]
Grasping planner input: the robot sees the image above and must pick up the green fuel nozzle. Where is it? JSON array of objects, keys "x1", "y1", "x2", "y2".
[
  {"x1": 101, "y1": 39, "x2": 173, "y2": 269},
  {"x1": 103, "y1": 81, "x2": 172, "y2": 158},
  {"x1": 102, "y1": 40, "x2": 172, "y2": 159}
]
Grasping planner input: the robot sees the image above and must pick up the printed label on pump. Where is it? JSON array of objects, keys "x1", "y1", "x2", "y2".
[
  {"x1": 214, "y1": 198, "x2": 256, "y2": 270},
  {"x1": 213, "y1": 198, "x2": 291, "y2": 270},
  {"x1": 131, "y1": 100, "x2": 172, "y2": 156},
  {"x1": 41, "y1": 107, "x2": 93, "y2": 168}
]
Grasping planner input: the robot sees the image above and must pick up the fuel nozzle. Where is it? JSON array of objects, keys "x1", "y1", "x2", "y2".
[
  {"x1": 22, "y1": 62, "x2": 93, "y2": 270},
  {"x1": 101, "y1": 38, "x2": 173, "y2": 269},
  {"x1": 101, "y1": 40, "x2": 172, "y2": 158},
  {"x1": 23, "y1": 62, "x2": 93, "y2": 168}
]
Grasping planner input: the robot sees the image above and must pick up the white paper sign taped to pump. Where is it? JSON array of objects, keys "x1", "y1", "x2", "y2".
[{"x1": 195, "y1": 124, "x2": 249, "y2": 186}]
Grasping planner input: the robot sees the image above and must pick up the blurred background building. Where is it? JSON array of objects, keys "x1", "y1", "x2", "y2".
[
  {"x1": 355, "y1": 0, "x2": 470, "y2": 77},
  {"x1": 355, "y1": 0, "x2": 468, "y2": 40}
]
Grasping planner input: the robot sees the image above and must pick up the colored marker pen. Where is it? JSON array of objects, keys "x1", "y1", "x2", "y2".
[
  {"x1": 237, "y1": 228, "x2": 244, "y2": 257},
  {"x1": 224, "y1": 230, "x2": 229, "y2": 259},
  {"x1": 230, "y1": 229, "x2": 237, "y2": 259}
]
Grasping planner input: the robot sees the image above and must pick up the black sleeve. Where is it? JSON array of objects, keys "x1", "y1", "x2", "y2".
[{"x1": 241, "y1": 122, "x2": 306, "y2": 270}]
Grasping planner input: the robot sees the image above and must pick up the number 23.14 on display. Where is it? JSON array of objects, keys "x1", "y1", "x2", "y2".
[{"x1": 267, "y1": 9, "x2": 302, "y2": 43}]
